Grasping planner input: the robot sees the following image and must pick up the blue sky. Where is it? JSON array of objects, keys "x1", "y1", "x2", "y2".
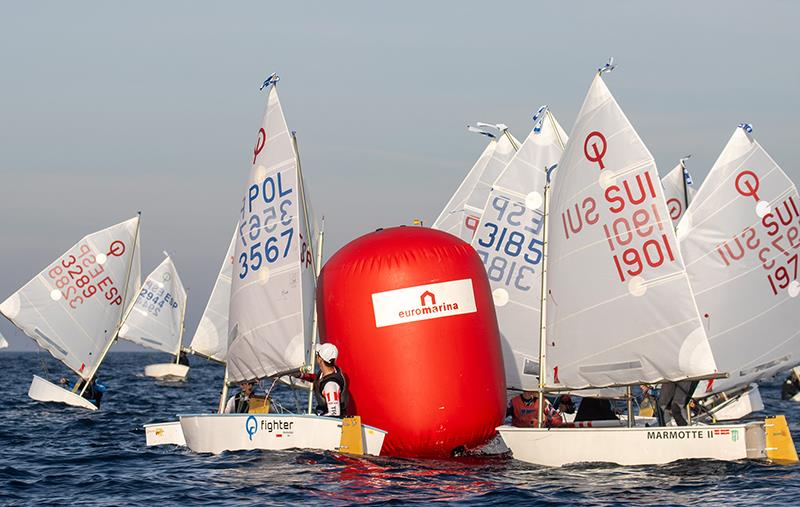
[{"x1": 2, "y1": 1, "x2": 798, "y2": 350}]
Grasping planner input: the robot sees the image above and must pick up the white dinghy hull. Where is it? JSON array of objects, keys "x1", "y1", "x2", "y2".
[
  {"x1": 144, "y1": 421, "x2": 186, "y2": 446},
  {"x1": 179, "y1": 414, "x2": 386, "y2": 455},
  {"x1": 144, "y1": 363, "x2": 189, "y2": 381},
  {"x1": 701, "y1": 384, "x2": 764, "y2": 422},
  {"x1": 28, "y1": 375, "x2": 98, "y2": 411},
  {"x1": 498, "y1": 423, "x2": 765, "y2": 467}
]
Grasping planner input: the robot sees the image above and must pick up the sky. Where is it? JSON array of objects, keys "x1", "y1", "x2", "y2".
[{"x1": 1, "y1": 1, "x2": 799, "y2": 351}]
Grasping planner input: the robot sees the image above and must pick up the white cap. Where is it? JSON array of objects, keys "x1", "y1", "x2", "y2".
[{"x1": 316, "y1": 343, "x2": 338, "y2": 363}]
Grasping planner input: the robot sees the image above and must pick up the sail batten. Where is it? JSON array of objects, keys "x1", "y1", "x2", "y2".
[
  {"x1": 227, "y1": 82, "x2": 315, "y2": 383},
  {"x1": 0, "y1": 217, "x2": 141, "y2": 379},
  {"x1": 544, "y1": 74, "x2": 717, "y2": 390}
]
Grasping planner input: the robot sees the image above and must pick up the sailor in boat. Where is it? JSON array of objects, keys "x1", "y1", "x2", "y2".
[
  {"x1": 506, "y1": 391, "x2": 562, "y2": 428},
  {"x1": 58, "y1": 376, "x2": 106, "y2": 408},
  {"x1": 555, "y1": 395, "x2": 576, "y2": 418},
  {"x1": 657, "y1": 380, "x2": 697, "y2": 426},
  {"x1": 781, "y1": 370, "x2": 800, "y2": 401},
  {"x1": 294, "y1": 343, "x2": 348, "y2": 418},
  {"x1": 223, "y1": 380, "x2": 257, "y2": 414},
  {"x1": 574, "y1": 397, "x2": 618, "y2": 423},
  {"x1": 177, "y1": 350, "x2": 190, "y2": 367}
]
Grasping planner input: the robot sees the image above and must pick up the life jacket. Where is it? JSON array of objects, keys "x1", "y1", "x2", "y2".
[
  {"x1": 510, "y1": 395, "x2": 561, "y2": 428},
  {"x1": 232, "y1": 392, "x2": 250, "y2": 413},
  {"x1": 313, "y1": 367, "x2": 348, "y2": 418}
]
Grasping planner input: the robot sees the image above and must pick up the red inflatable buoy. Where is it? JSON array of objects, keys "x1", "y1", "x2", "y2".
[{"x1": 317, "y1": 226, "x2": 506, "y2": 457}]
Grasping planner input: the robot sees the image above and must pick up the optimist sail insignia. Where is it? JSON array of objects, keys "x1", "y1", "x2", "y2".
[{"x1": 544, "y1": 73, "x2": 718, "y2": 390}]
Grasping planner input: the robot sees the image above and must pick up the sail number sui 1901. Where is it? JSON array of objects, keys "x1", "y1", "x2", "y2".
[
  {"x1": 238, "y1": 170, "x2": 294, "y2": 280},
  {"x1": 561, "y1": 131, "x2": 676, "y2": 284},
  {"x1": 475, "y1": 195, "x2": 543, "y2": 291}
]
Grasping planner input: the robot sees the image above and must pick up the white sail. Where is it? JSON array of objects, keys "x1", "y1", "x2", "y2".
[
  {"x1": 678, "y1": 126, "x2": 800, "y2": 397},
  {"x1": 433, "y1": 129, "x2": 519, "y2": 242},
  {"x1": 471, "y1": 111, "x2": 567, "y2": 391},
  {"x1": 0, "y1": 217, "x2": 141, "y2": 379},
  {"x1": 662, "y1": 162, "x2": 697, "y2": 226},
  {"x1": 544, "y1": 75, "x2": 717, "y2": 390},
  {"x1": 119, "y1": 254, "x2": 187, "y2": 355},
  {"x1": 0, "y1": 331, "x2": 7, "y2": 350},
  {"x1": 187, "y1": 228, "x2": 237, "y2": 363},
  {"x1": 228, "y1": 80, "x2": 316, "y2": 383}
]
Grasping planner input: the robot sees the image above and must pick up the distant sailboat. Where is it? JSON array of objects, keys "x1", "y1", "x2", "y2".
[
  {"x1": 0, "y1": 216, "x2": 141, "y2": 410},
  {"x1": 433, "y1": 124, "x2": 519, "y2": 242},
  {"x1": 118, "y1": 253, "x2": 189, "y2": 381},
  {"x1": 497, "y1": 65, "x2": 797, "y2": 466},
  {"x1": 679, "y1": 125, "x2": 800, "y2": 402},
  {"x1": 145, "y1": 232, "x2": 235, "y2": 447},
  {"x1": 178, "y1": 74, "x2": 386, "y2": 455},
  {"x1": 661, "y1": 157, "x2": 697, "y2": 226},
  {"x1": 0, "y1": 331, "x2": 8, "y2": 350}
]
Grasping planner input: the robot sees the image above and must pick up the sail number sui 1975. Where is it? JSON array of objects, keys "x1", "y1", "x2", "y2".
[
  {"x1": 716, "y1": 171, "x2": 800, "y2": 296},
  {"x1": 475, "y1": 195, "x2": 543, "y2": 291}
]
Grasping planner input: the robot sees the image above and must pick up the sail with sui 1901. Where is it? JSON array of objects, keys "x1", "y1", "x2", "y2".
[{"x1": 544, "y1": 74, "x2": 717, "y2": 390}]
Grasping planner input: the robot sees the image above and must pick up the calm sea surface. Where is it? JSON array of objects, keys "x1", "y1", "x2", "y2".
[{"x1": 1, "y1": 352, "x2": 799, "y2": 506}]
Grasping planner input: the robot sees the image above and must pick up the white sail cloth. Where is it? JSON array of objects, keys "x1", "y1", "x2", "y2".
[
  {"x1": 0, "y1": 332, "x2": 7, "y2": 350},
  {"x1": 433, "y1": 131, "x2": 519, "y2": 242},
  {"x1": 544, "y1": 75, "x2": 717, "y2": 390},
  {"x1": 228, "y1": 83, "x2": 316, "y2": 383},
  {"x1": 662, "y1": 163, "x2": 697, "y2": 226},
  {"x1": 119, "y1": 254, "x2": 186, "y2": 355},
  {"x1": 678, "y1": 127, "x2": 800, "y2": 397},
  {"x1": 471, "y1": 112, "x2": 567, "y2": 391},
  {"x1": 187, "y1": 228, "x2": 237, "y2": 363},
  {"x1": 0, "y1": 217, "x2": 141, "y2": 379}
]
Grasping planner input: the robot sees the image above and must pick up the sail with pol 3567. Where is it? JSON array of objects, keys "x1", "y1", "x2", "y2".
[
  {"x1": 227, "y1": 75, "x2": 317, "y2": 383},
  {"x1": 544, "y1": 73, "x2": 718, "y2": 390},
  {"x1": 678, "y1": 124, "x2": 800, "y2": 397}
]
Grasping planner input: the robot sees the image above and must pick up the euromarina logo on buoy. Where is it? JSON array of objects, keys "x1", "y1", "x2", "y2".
[{"x1": 371, "y1": 278, "x2": 477, "y2": 328}]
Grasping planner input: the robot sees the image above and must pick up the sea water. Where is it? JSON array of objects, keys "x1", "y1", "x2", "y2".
[{"x1": 1, "y1": 352, "x2": 799, "y2": 506}]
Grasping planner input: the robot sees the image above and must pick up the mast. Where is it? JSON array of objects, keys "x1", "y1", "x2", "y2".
[
  {"x1": 537, "y1": 110, "x2": 565, "y2": 427},
  {"x1": 680, "y1": 156, "x2": 691, "y2": 210},
  {"x1": 218, "y1": 365, "x2": 229, "y2": 414},
  {"x1": 80, "y1": 212, "x2": 142, "y2": 396},
  {"x1": 307, "y1": 218, "x2": 325, "y2": 414},
  {"x1": 175, "y1": 288, "x2": 188, "y2": 364}
]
